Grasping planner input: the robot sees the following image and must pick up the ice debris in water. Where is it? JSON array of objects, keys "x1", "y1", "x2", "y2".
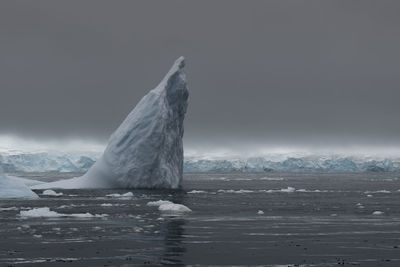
[
  {"x1": 106, "y1": 192, "x2": 133, "y2": 198},
  {"x1": 147, "y1": 200, "x2": 173, "y2": 206},
  {"x1": 0, "y1": 207, "x2": 19, "y2": 211},
  {"x1": 147, "y1": 200, "x2": 191, "y2": 213},
  {"x1": 158, "y1": 203, "x2": 192, "y2": 213},
  {"x1": 280, "y1": 187, "x2": 296, "y2": 193},
  {"x1": 257, "y1": 210, "x2": 264, "y2": 215},
  {"x1": 32, "y1": 57, "x2": 188, "y2": 190},
  {"x1": 19, "y1": 207, "x2": 108, "y2": 218},
  {"x1": 0, "y1": 172, "x2": 38, "y2": 199},
  {"x1": 42, "y1": 189, "x2": 63, "y2": 196},
  {"x1": 187, "y1": 190, "x2": 207, "y2": 194},
  {"x1": 372, "y1": 211, "x2": 384, "y2": 215}
]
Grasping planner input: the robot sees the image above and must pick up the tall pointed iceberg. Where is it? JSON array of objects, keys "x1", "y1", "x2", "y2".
[{"x1": 33, "y1": 57, "x2": 188, "y2": 189}]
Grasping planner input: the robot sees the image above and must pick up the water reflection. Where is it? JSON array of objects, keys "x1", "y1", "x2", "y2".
[
  {"x1": 160, "y1": 218, "x2": 186, "y2": 265},
  {"x1": 159, "y1": 191, "x2": 187, "y2": 265}
]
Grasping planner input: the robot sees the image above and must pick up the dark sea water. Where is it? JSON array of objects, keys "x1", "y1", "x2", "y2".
[{"x1": 1, "y1": 173, "x2": 400, "y2": 266}]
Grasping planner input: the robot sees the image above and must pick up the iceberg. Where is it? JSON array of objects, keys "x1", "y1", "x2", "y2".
[
  {"x1": 33, "y1": 56, "x2": 188, "y2": 189},
  {"x1": 0, "y1": 172, "x2": 39, "y2": 199}
]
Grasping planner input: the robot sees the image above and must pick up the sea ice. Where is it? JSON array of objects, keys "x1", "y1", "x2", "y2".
[
  {"x1": 32, "y1": 57, "x2": 188, "y2": 189},
  {"x1": 280, "y1": 187, "x2": 296, "y2": 193},
  {"x1": 147, "y1": 200, "x2": 191, "y2": 212},
  {"x1": 42, "y1": 189, "x2": 63, "y2": 196},
  {"x1": 106, "y1": 192, "x2": 133, "y2": 198},
  {"x1": 19, "y1": 207, "x2": 108, "y2": 218},
  {"x1": 0, "y1": 172, "x2": 38, "y2": 199},
  {"x1": 372, "y1": 211, "x2": 384, "y2": 215},
  {"x1": 147, "y1": 200, "x2": 173, "y2": 206},
  {"x1": 257, "y1": 210, "x2": 264, "y2": 215},
  {"x1": 187, "y1": 190, "x2": 207, "y2": 194},
  {"x1": 158, "y1": 203, "x2": 192, "y2": 213}
]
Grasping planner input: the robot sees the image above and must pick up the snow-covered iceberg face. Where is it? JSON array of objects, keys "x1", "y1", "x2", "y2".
[
  {"x1": 0, "y1": 172, "x2": 39, "y2": 199},
  {"x1": 32, "y1": 57, "x2": 188, "y2": 190}
]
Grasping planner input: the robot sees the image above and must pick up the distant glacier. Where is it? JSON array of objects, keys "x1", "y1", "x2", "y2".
[{"x1": 1, "y1": 152, "x2": 400, "y2": 173}]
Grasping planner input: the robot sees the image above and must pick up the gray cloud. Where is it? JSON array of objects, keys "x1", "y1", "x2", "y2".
[{"x1": 0, "y1": 0, "x2": 399, "y2": 150}]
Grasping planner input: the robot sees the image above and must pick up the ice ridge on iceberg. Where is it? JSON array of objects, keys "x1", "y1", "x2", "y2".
[{"x1": 33, "y1": 57, "x2": 188, "y2": 189}]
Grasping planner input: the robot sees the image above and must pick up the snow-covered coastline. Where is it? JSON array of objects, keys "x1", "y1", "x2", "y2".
[{"x1": 3, "y1": 151, "x2": 400, "y2": 174}]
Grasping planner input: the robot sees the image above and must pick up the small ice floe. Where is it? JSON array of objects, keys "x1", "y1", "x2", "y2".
[
  {"x1": 260, "y1": 177, "x2": 284, "y2": 181},
  {"x1": 356, "y1": 203, "x2": 365, "y2": 209},
  {"x1": 330, "y1": 214, "x2": 338, "y2": 216},
  {"x1": 257, "y1": 210, "x2": 264, "y2": 215},
  {"x1": 280, "y1": 187, "x2": 296, "y2": 193},
  {"x1": 147, "y1": 200, "x2": 191, "y2": 213},
  {"x1": 217, "y1": 189, "x2": 254, "y2": 193},
  {"x1": 158, "y1": 203, "x2": 191, "y2": 213},
  {"x1": 33, "y1": 234, "x2": 42, "y2": 238},
  {"x1": 58, "y1": 204, "x2": 78, "y2": 209},
  {"x1": 19, "y1": 207, "x2": 108, "y2": 218},
  {"x1": 147, "y1": 200, "x2": 173, "y2": 206},
  {"x1": 187, "y1": 190, "x2": 207, "y2": 194},
  {"x1": 372, "y1": 211, "x2": 384, "y2": 215},
  {"x1": 0, "y1": 207, "x2": 19, "y2": 211},
  {"x1": 106, "y1": 192, "x2": 134, "y2": 198},
  {"x1": 367, "y1": 194, "x2": 373, "y2": 198},
  {"x1": 100, "y1": 203, "x2": 113, "y2": 207},
  {"x1": 365, "y1": 190, "x2": 391, "y2": 194},
  {"x1": 42, "y1": 189, "x2": 63, "y2": 197}
]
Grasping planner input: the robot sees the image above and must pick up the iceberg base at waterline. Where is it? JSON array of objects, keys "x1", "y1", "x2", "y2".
[{"x1": 0, "y1": 172, "x2": 39, "y2": 199}]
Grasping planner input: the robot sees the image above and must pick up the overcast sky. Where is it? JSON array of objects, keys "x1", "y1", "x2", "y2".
[{"x1": 0, "y1": 1, "x2": 399, "y2": 154}]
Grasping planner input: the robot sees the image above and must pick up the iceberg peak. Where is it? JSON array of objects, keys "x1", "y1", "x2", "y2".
[{"x1": 33, "y1": 57, "x2": 189, "y2": 189}]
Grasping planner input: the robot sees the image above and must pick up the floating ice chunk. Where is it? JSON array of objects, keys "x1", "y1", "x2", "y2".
[
  {"x1": 158, "y1": 203, "x2": 192, "y2": 213},
  {"x1": 147, "y1": 200, "x2": 173, "y2": 207},
  {"x1": 365, "y1": 190, "x2": 391, "y2": 194},
  {"x1": 0, "y1": 172, "x2": 38, "y2": 199},
  {"x1": 366, "y1": 194, "x2": 373, "y2": 198},
  {"x1": 257, "y1": 210, "x2": 264, "y2": 215},
  {"x1": 33, "y1": 57, "x2": 188, "y2": 190},
  {"x1": 100, "y1": 203, "x2": 113, "y2": 207},
  {"x1": 19, "y1": 207, "x2": 108, "y2": 218},
  {"x1": 280, "y1": 187, "x2": 296, "y2": 193},
  {"x1": 217, "y1": 189, "x2": 254, "y2": 193},
  {"x1": 0, "y1": 207, "x2": 19, "y2": 211},
  {"x1": 147, "y1": 200, "x2": 191, "y2": 212},
  {"x1": 372, "y1": 211, "x2": 384, "y2": 215},
  {"x1": 20, "y1": 207, "x2": 62, "y2": 217},
  {"x1": 260, "y1": 177, "x2": 284, "y2": 181},
  {"x1": 42, "y1": 189, "x2": 63, "y2": 196},
  {"x1": 106, "y1": 192, "x2": 133, "y2": 198},
  {"x1": 187, "y1": 190, "x2": 207, "y2": 194}
]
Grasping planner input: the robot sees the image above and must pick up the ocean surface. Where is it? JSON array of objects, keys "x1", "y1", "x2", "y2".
[{"x1": 1, "y1": 172, "x2": 400, "y2": 266}]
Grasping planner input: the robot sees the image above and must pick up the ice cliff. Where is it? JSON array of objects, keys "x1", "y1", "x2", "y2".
[
  {"x1": 33, "y1": 57, "x2": 188, "y2": 189},
  {"x1": 0, "y1": 172, "x2": 38, "y2": 199}
]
